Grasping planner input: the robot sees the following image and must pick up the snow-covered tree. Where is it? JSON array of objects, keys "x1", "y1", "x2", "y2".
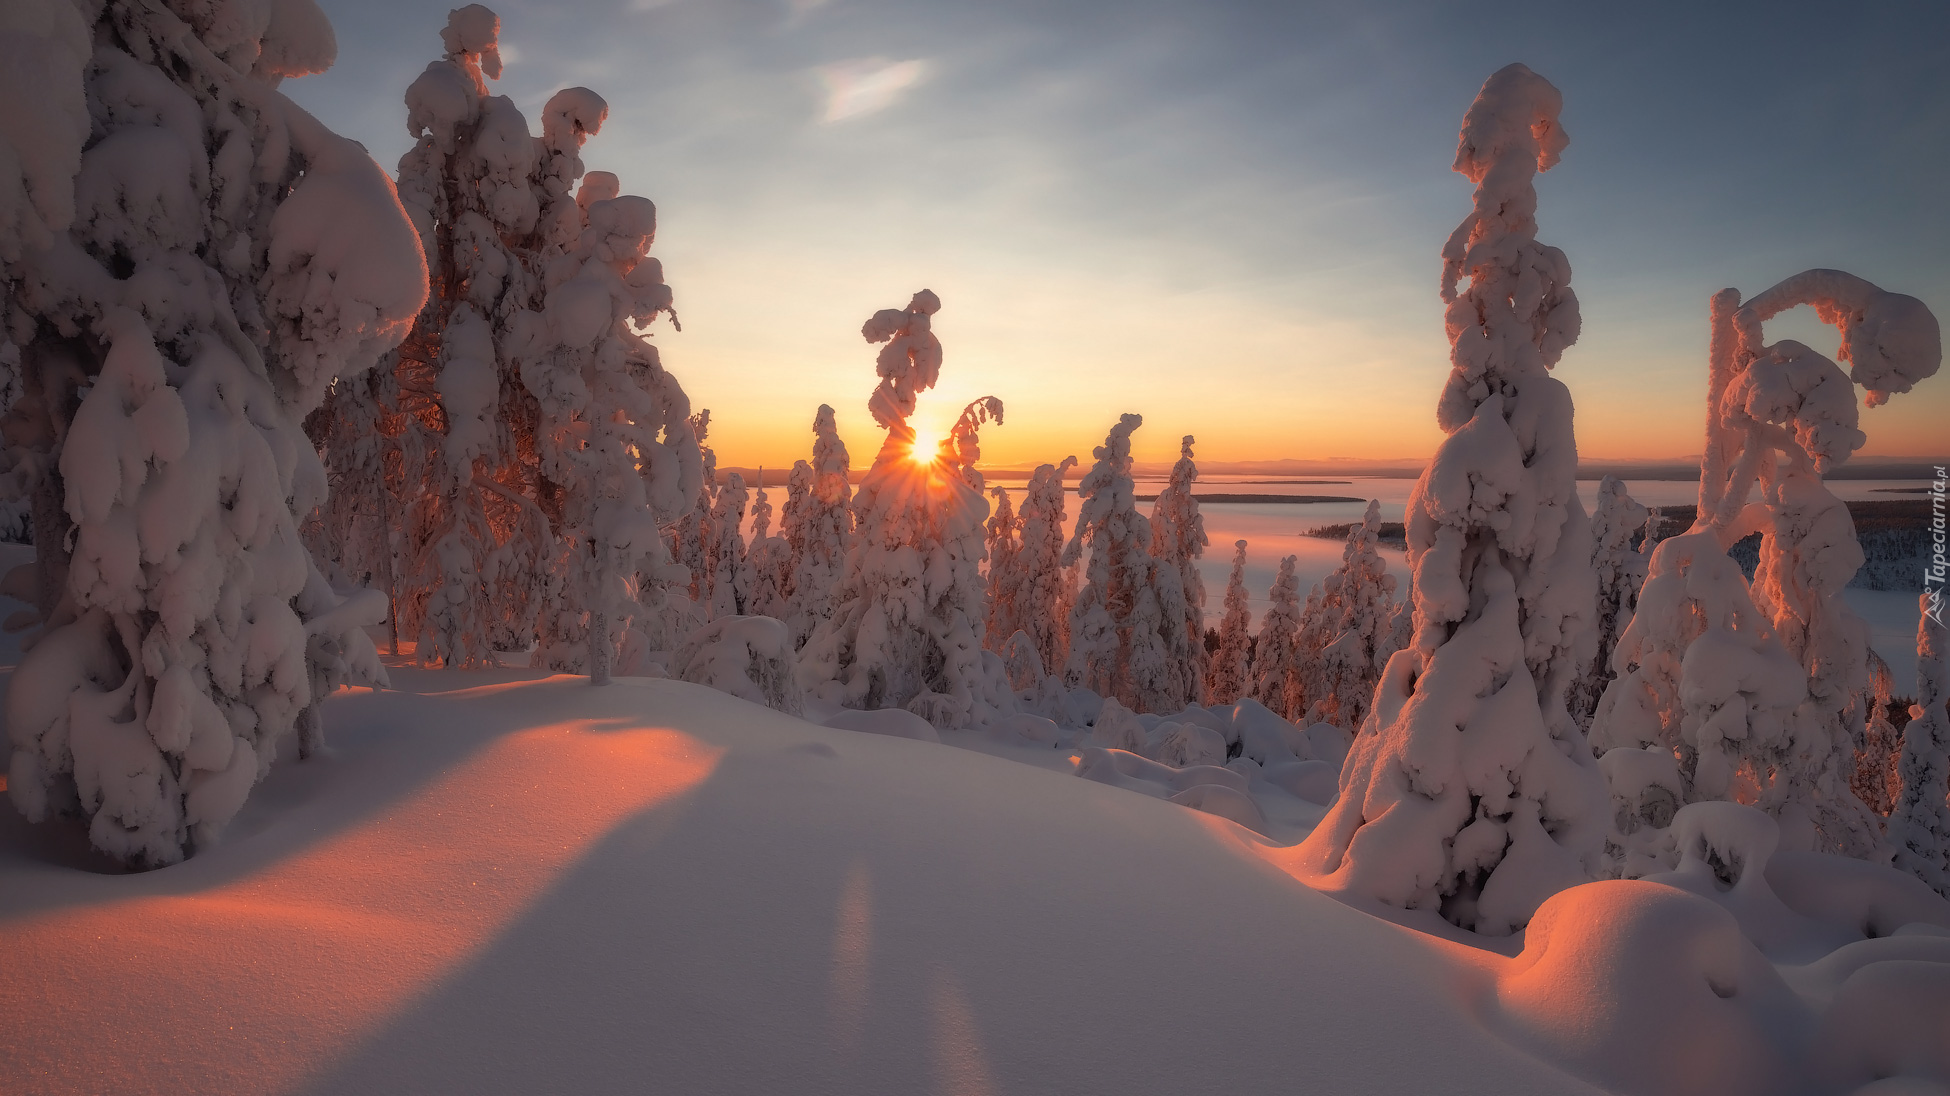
[
  {"x1": 995, "y1": 455, "x2": 1077, "y2": 679},
  {"x1": 2, "y1": 0, "x2": 425, "y2": 865},
  {"x1": 1567, "y1": 476, "x2": 1649, "y2": 728},
  {"x1": 1062, "y1": 414, "x2": 1188, "y2": 713},
  {"x1": 1309, "y1": 499, "x2": 1402, "y2": 731},
  {"x1": 315, "y1": 6, "x2": 553, "y2": 668},
  {"x1": 745, "y1": 471, "x2": 792, "y2": 620},
  {"x1": 983, "y1": 485, "x2": 1021, "y2": 646},
  {"x1": 507, "y1": 118, "x2": 700, "y2": 681},
  {"x1": 1851, "y1": 651, "x2": 1900, "y2": 817},
  {"x1": 798, "y1": 291, "x2": 1008, "y2": 728},
  {"x1": 1249, "y1": 555, "x2": 1303, "y2": 718},
  {"x1": 1893, "y1": 590, "x2": 1950, "y2": 896},
  {"x1": 1296, "y1": 65, "x2": 1604, "y2": 934},
  {"x1": 1149, "y1": 435, "x2": 1209, "y2": 709},
  {"x1": 1595, "y1": 272, "x2": 1939, "y2": 857},
  {"x1": 782, "y1": 404, "x2": 851, "y2": 646},
  {"x1": 1207, "y1": 540, "x2": 1253, "y2": 706},
  {"x1": 704, "y1": 471, "x2": 751, "y2": 619},
  {"x1": 671, "y1": 408, "x2": 716, "y2": 611}
]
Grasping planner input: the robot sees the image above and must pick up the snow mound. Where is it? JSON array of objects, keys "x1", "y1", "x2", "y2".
[
  {"x1": 823, "y1": 706, "x2": 940, "y2": 743},
  {"x1": 672, "y1": 616, "x2": 803, "y2": 717},
  {"x1": 1073, "y1": 746, "x2": 1266, "y2": 833},
  {"x1": 1493, "y1": 879, "x2": 1805, "y2": 1096}
]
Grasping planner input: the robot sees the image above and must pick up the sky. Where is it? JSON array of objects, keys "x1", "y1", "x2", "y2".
[{"x1": 287, "y1": 0, "x2": 1950, "y2": 471}]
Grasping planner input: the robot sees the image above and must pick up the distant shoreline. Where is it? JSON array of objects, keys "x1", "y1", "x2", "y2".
[{"x1": 1130, "y1": 493, "x2": 1368, "y2": 504}]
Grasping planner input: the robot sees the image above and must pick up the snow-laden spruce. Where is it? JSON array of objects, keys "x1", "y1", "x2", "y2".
[
  {"x1": 1149, "y1": 436, "x2": 1209, "y2": 708},
  {"x1": 1306, "y1": 499, "x2": 1402, "y2": 731},
  {"x1": 744, "y1": 473, "x2": 792, "y2": 621},
  {"x1": 1248, "y1": 555, "x2": 1303, "y2": 719},
  {"x1": 1063, "y1": 414, "x2": 1191, "y2": 713},
  {"x1": 1895, "y1": 591, "x2": 1950, "y2": 896},
  {"x1": 1207, "y1": 540, "x2": 1254, "y2": 706},
  {"x1": 704, "y1": 472, "x2": 751, "y2": 619},
  {"x1": 983, "y1": 485, "x2": 1022, "y2": 647},
  {"x1": 782, "y1": 404, "x2": 852, "y2": 647},
  {"x1": 501, "y1": 110, "x2": 699, "y2": 681},
  {"x1": 797, "y1": 292, "x2": 1011, "y2": 728},
  {"x1": 311, "y1": 7, "x2": 546, "y2": 667},
  {"x1": 671, "y1": 408, "x2": 717, "y2": 620},
  {"x1": 2, "y1": 0, "x2": 424, "y2": 865},
  {"x1": 1567, "y1": 475, "x2": 1649, "y2": 728},
  {"x1": 991, "y1": 455, "x2": 1077, "y2": 680},
  {"x1": 1594, "y1": 272, "x2": 1940, "y2": 860},
  {"x1": 1295, "y1": 65, "x2": 1604, "y2": 934}
]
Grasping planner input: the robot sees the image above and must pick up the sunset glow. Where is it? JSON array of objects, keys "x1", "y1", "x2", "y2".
[{"x1": 0, "y1": 709, "x2": 721, "y2": 1095}]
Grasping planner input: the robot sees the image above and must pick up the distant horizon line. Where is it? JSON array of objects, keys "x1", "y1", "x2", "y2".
[{"x1": 708, "y1": 453, "x2": 1947, "y2": 485}]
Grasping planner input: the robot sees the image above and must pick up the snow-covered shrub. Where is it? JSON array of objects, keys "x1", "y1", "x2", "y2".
[
  {"x1": 1248, "y1": 555, "x2": 1302, "y2": 718},
  {"x1": 782, "y1": 404, "x2": 852, "y2": 647},
  {"x1": 1568, "y1": 476, "x2": 1648, "y2": 728},
  {"x1": 1295, "y1": 65, "x2": 1604, "y2": 934},
  {"x1": 1062, "y1": 414, "x2": 1189, "y2": 713},
  {"x1": 1597, "y1": 745, "x2": 1685, "y2": 879},
  {"x1": 2, "y1": 0, "x2": 425, "y2": 865},
  {"x1": 1149, "y1": 435, "x2": 1209, "y2": 707},
  {"x1": 1207, "y1": 539, "x2": 1253, "y2": 706},
  {"x1": 1894, "y1": 592, "x2": 1950, "y2": 896},
  {"x1": 797, "y1": 291, "x2": 1010, "y2": 728},
  {"x1": 672, "y1": 616, "x2": 802, "y2": 716}
]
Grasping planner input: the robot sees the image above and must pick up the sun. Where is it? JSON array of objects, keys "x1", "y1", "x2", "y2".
[{"x1": 903, "y1": 400, "x2": 952, "y2": 464}]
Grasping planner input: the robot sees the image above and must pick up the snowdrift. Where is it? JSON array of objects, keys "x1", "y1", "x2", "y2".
[
  {"x1": 5, "y1": 665, "x2": 1948, "y2": 1096},
  {"x1": 1, "y1": 667, "x2": 1602, "y2": 1096}
]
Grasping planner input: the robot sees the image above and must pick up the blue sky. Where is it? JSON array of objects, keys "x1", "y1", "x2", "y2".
[{"x1": 288, "y1": 0, "x2": 1950, "y2": 468}]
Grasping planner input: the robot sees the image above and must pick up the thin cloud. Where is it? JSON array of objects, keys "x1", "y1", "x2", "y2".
[{"x1": 818, "y1": 57, "x2": 928, "y2": 122}]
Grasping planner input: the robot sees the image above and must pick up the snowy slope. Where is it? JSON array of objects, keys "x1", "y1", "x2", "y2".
[{"x1": 0, "y1": 665, "x2": 1612, "y2": 1096}]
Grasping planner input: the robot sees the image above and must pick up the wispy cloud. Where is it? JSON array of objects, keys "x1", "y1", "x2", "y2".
[{"x1": 817, "y1": 57, "x2": 928, "y2": 122}]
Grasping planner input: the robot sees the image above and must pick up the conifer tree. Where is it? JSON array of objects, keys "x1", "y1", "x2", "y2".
[
  {"x1": 2, "y1": 0, "x2": 424, "y2": 864},
  {"x1": 1207, "y1": 539, "x2": 1254, "y2": 706}
]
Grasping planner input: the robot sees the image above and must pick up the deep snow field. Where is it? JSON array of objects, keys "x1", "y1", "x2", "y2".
[{"x1": 5, "y1": 540, "x2": 1950, "y2": 1095}]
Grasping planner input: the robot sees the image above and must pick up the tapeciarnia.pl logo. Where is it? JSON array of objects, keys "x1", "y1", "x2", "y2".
[{"x1": 1928, "y1": 465, "x2": 1947, "y2": 627}]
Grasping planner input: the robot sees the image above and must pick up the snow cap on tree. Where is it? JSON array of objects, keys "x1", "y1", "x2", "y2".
[{"x1": 1295, "y1": 64, "x2": 1604, "y2": 934}]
